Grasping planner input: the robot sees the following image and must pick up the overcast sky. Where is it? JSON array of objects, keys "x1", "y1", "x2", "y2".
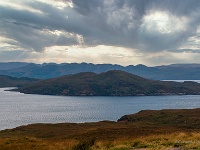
[{"x1": 1, "y1": 0, "x2": 200, "y2": 66}]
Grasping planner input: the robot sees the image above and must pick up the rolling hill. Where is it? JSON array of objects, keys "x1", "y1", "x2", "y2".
[
  {"x1": 0, "y1": 75, "x2": 38, "y2": 88},
  {"x1": 118, "y1": 108, "x2": 200, "y2": 128},
  {"x1": 18, "y1": 70, "x2": 200, "y2": 96}
]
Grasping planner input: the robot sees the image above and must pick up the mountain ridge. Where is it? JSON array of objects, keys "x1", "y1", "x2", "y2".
[{"x1": 1, "y1": 62, "x2": 200, "y2": 80}]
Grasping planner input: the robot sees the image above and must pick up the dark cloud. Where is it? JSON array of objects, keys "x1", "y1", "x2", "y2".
[
  {"x1": 1, "y1": 0, "x2": 200, "y2": 54},
  {"x1": 152, "y1": 0, "x2": 200, "y2": 16},
  {"x1": 171, "y1": 49, "x2": 200, "y2": 53},
  {"x1": 72, "y1": 0, "x2": 200, "y2": 52},
  {"x1": 0, "y1": 2, "x2": 86, "y2": 52}
]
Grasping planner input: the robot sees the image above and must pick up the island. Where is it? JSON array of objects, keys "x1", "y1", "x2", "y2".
[{"x1": 16, "y1": 70, "x2": 200, "y2": 96}]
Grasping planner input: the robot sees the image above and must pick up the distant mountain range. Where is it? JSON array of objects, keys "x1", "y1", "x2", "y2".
[
  {"x1": 0, "y1": 62, "x2": 200, "y2": 80},
  {"x1": 17, "y1": 70, "x2": 200, "y2": 96}
]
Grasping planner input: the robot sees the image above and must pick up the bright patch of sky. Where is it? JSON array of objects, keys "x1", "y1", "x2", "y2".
[
  {"x1": 1, "y1": 0, "x2": 200, "y2": 66},
  {"x1": 142, "y1": 11, "x2": 187, "y2": 34}
]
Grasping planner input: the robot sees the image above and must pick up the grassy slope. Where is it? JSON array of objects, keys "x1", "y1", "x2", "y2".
[
  {"x1": 18, "y1": 70, "x2": 200, "y2": 96},
  {"x1": 118, "y1": 108, "x2": 200, "y2": 128},
  {"x1": 0, "y1": 108, "x2": 200, "y2": 150}
]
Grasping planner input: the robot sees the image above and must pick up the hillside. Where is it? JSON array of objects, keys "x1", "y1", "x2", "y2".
[
  {"x1": 18, "y1": 70, "x2": 200, "y2": 96},
  {"x1": 0, "y1": 108, "x2": 200, "y2": 150},
  {"x1": 118, "y1": 108, "x2": 200, "y2": 128},
  {"x1": 0, "y1": 75, "x2": 38, "y2": 88},
  {"x1": 1, "y1": 62, "x2": 200, "y2": 80}
]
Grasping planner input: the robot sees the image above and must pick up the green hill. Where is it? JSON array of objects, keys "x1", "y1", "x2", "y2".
[
  {"x1": 0, "y1": 75, "x2": 38, "y2": 88},
  {"x1": 18, "y1": 70, "x2": 200, "y2": 96}
]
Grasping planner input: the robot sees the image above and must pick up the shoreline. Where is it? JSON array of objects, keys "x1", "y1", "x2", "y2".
[{"x1": 0, "y1": 108, "x2": 200, "y2": 149}]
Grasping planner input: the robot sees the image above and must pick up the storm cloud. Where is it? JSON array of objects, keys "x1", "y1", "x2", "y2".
[
  {"x1": 1, "y1": 0, "x2": 200, "y2": 65},
  {"x1": 72, "y1": 0, "x2": 200, "y2": 51}
]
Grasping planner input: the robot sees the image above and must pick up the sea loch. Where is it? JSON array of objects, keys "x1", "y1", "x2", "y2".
[{"x1": 1, "y1": 88, "x2": 200, "y2": 130}]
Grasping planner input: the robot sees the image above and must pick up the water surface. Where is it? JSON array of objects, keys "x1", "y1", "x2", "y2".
[{"x1": 1, "y1": 88, "x2": 200, "y2": 130}]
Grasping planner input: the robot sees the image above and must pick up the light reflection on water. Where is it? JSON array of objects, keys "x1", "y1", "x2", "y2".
[
  {"x1": 163, "y1": 80, "x2": 200, "y2": 83},
  {"x1": 0, "y1": 88, "x2": 200, "y2": 130}
]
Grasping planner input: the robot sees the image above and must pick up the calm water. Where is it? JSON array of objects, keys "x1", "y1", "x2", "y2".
[
  {"x1": 1, "y1": 88, "x2": 200, "y2": 130},
  {"x1": 163, "y1": 80, "x2": 200, "y2": 83}
]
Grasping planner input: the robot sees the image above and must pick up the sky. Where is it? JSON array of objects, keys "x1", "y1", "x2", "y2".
[{"x1": 1, "y1": 0, "x2": 200, "y2": 66}]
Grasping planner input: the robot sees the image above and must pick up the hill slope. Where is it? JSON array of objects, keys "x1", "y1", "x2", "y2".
[
  {"x1": 118, "y1": 108, "x2": 200, "y2": 128},
  {"x1": 0, "y1": 75, "x2": 38, "y2": 88},
  {"x1": 18, "y1": 70, "x2": 200, "y2": 96}
]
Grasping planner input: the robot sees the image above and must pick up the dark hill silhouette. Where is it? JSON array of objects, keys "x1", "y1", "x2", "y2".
[
  {"x1": 18, "y1": 70, "x2": 200, "y2": 96},
  {"x1": 0, "y1": 75, "x2": 38, "y2": 88},
  {"x1": 118, "y1": 108, "x2": 200, "y2": 128}
]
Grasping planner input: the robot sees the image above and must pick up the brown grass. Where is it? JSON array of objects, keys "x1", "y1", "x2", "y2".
[
  {"x1": 0, "y1": 108, "x2": 200, "y2": 150},
  {"x1": 0, "y1": 122, "x2": 200, "y2": 150}
]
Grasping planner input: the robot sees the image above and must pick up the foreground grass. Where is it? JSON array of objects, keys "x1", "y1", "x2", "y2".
[
  {"x1": 1, "y1": 108, "x2": 200, "y2": 150},
  {"x1": 0, "y1": 131, "x2": 200, "y2": 150}
]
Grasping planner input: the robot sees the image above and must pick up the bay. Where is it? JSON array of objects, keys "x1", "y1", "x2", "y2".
[{"x1": 0, "y1": 88, "x2": 200, "y2": 130}]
